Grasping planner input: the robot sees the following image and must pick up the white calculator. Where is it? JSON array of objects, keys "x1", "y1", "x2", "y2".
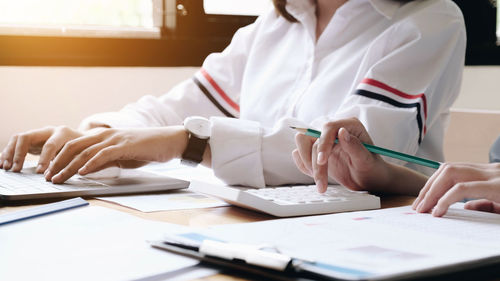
[{"x1": 190, "y1": 181, "x2": 380, "y2": 217}]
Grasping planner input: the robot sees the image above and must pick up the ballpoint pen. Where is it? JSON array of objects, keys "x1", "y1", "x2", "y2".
[{"x1": 291, "y1": 127, "x2": 441, "y2": 169}]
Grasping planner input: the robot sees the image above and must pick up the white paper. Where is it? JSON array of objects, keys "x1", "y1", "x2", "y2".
[
  {"x1": 95, "y1": 161, "x2": 228, "y2": 212},
  {"x1": 176, "y1": 203, "x2": 500, "y2": 280},
  {"x1": 0, "y1": 205, "x2": 204, "y2": 281},
  {"x1": 96, "y1": 189, "x2": 228, "y2": 212},
  {"x1": 139, "y1": 160, "x2": 226, "y2": 185}
]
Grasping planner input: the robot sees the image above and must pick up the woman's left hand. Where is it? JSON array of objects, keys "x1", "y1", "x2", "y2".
[
  {"x1": 413, "y1": 162, "x2": 500, "y2": 216},
  {"x1": 45, "y1": 126, "x2": 188, "y2": 183}
]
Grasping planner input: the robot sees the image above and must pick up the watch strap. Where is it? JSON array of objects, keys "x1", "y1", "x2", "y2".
[{"x1": 181, "y1": 134, "x2": 208, "y2": 166}]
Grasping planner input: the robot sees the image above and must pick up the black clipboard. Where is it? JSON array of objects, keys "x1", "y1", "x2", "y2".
[
  {"x1": 150, "y1": 236, "x2": 500, "y2": 281},
  {"x1": 150, "y1": 238, "x2": 337, "y2": 281}
]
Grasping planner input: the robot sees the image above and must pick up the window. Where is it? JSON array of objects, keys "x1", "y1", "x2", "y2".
[
  {"x1": 0, "y1": 0, "x2": 258, "y2": 66},
  {"x1": 0, "y1": 0, "x2": 160, "y2": 38},
  {"x1": 203, "y1": 0, "x2": 269, "y2": 16},
  {"x1": 0, "y1": 0, "x2": 269, "y2": 39}
]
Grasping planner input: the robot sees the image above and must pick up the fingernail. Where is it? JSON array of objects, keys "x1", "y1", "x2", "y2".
[
  {"x1": 44, "y1": 169, "x2": 52, "y2": 180},
  {"x1": 36, "y1": 165, "x2": 43, "y2": 173},
  {"x1": 51, "y1": 175, "x2": 59, "y2": 183},
  {"x1": 416, "y1": 202, "x2": 424, "y2": 212},
  {"x1": 4, "y1": 160, "x2": 10, "y2": 169},
  {"x1": 317, "y1": 152, "x2": 325, "y2": 164},
  {"x1": 432, "y1": 207, "x2": 443, "y2": 217},
  {"x1": 79, "y1": 166, "x2": 87, "y2": 175},
  {"x1": 342, "y1": 128, "x2": 351, "y2": 142},
  {"x1": 316, "y1": 182, "x2": 325, "y2": 193}
]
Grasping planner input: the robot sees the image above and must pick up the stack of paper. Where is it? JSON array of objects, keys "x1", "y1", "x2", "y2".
[{"x1": 0, "y1": 205, "x2": 215, "y2": 281}]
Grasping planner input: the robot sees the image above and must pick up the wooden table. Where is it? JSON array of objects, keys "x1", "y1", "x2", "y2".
[{"x1": 1, "y1": 194, "x2": 416, "y2": 280}]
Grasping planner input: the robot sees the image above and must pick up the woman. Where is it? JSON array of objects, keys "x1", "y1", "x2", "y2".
[
  {"x1": 0, "y1": 0, "x2": 465, "y2": 190},
  {"x1": 293, "y1": 118, "x2": 500, "y2": 216}
]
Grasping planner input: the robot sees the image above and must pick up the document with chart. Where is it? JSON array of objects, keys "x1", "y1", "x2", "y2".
[{"x1": 160, "y1": 203, "x2": 500, "y2": 280}]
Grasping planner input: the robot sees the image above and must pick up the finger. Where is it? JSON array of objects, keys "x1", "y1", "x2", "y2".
[
  {"x1": 13, "y1": 128, "x2": 57, "y2": 172},
  {"x1": 46, "y1": 135, "x2": 101, "y2": 181},
  {"x1": 465, "y1": 200, "x2": 500, "y2": 214},
  {"x1": 0, "y1": 141, "x2": 11, "y2": 168},
  {"x1": 79, "y1": 145, "x2": 121, "y2": 175},
  {"x1": 414, "y1": 163, "x2": 474, "y2": 210},
  {"x1": 337, "y1": 127, "x2": 371, "y2": 164},
  {"x1": 416, "y1": 164, "x2": 460, "y2": 213},
  {"x1": 464, "y1": 199, "x2": 497, "y2": 213},
  {"x1": 37, "y1": 130, "x2": 76, "y2": 174},
  {"x1": 11, "y1": 134, "x2": 32, "y2": 172},
  {"x1": 292, "y1": 149, "x2": 312, "y2": 177},
  {"x1": 431, "y1": 182, "x2": 472, "y2": 217},
  {"x1": 312, "y1": 140, "x2": 328, "y2": 193},
  {"x1": 50, "y1": 143, "x2": 105, "y2": 184},
  {"x1": 416, "y1": 164, "x2": 494, "y2": 213},
  {"x1": 433, "y1": 180, "x2": 500, "y2": 217},
  {"x1": 1, "y1": 135, "x2": 19, "y2": 170},
  {"x1": 413, "y1": 164, "x2": 445, "y2": 210},
  {"x1": 316, "y1": 123, "x2": 340, "y2": 165},
  {"x1": 295, "y1": 133, "x2": 315, "y2": 174}
]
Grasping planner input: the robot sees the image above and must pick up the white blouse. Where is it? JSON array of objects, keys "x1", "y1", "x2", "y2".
[{"x1": 81, "y1": 0, "x2": 466, "y2": 188}]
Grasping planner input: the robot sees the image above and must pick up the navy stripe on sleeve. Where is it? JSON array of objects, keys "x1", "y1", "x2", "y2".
[
  {"x1": 193, "y1": 77, "x2": 236, "y2": 118},
  {"x1": 355, "y1": 89, "x2": 423, "y2": 144}
]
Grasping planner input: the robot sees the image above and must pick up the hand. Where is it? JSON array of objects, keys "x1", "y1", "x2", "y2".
[
  {"x1": 292, "y1": 118, "x2": 390, "y2": 193},
  {"x1": 413, "y1": 163, "x2": 500, "y2": 216},
  {"x1": 0, "y1": 126, "x2": 84, "y2": 173},
  {"x1": 44, "y1": 126, "x2": 189, "y2": 184}
]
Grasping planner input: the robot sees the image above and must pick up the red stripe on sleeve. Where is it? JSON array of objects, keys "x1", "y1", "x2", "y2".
[
  {"x1": 200, "y1": 68, "x2": 240, "y2": 112},
  {"x1": 362, "y1": 78, "x2": 427, "y2": 120}
]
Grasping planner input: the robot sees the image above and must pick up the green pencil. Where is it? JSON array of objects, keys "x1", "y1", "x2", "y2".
[{"x1": 291, "y1": 127, "x2": 441, "y2": 169}]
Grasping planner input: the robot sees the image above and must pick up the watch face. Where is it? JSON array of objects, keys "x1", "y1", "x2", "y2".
[{"x1": 184, "y1": 116, "x2": 211, "y2": 139}]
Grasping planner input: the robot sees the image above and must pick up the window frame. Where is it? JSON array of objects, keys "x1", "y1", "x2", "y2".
[{"x1": 0, "y1": 0, "x2": 257, "y2": 66}]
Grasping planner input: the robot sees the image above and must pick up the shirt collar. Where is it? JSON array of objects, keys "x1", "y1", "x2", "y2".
[
  {"x1": 285, "y1": 0, "x2": 401, "y2": 21},
  {"x1": 285, "y1": 0, "x2": 316, "y2": 24},
  {"x1": 369, "y1": 0, "x2": 401, "y2": 20}
]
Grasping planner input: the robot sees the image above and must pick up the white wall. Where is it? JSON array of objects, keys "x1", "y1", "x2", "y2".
[
  {"x1": 0, "y1": 66, "x2": 499, "y2": 150},
  {"x1": 0, "y1": 66, "x2": 197, "y2": 148},
  {"x1": 452, "y1": 66, "x2": 500, "y2": 111}
]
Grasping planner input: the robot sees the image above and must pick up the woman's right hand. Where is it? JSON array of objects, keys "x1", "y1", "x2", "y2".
[
  {"x1": 0, "y1": 126, "x2": 85, "y2": 173},
  {"x1": 293, "y1": 117, "x2": 428, "y2": 195},
  {"x1": 293, "y1": 118, "x2": 392, "y2": 193}
]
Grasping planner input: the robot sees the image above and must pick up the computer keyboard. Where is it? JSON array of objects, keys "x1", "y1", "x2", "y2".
[
  {"x1": 0, "y1": 166, "x2": 189, "y2": 201},
  {"x1": 0, "y1": 168, "x2": 108, "y2": 195},
  {"x1": 189, "y1": 181, "x2": 380, "y2": 217}
]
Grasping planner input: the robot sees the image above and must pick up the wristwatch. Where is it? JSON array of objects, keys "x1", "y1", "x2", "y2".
[{"x1": 181, "y1": 116, "x2": 211, "y2": 167}]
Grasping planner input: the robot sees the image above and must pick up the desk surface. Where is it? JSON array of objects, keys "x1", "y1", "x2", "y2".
[
  {"x1": 1, "y1": 194, "x2": 416, "y2": 281},
  {"x1": 0, "y1": 195, "x2": 416, "y2": 226}
]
